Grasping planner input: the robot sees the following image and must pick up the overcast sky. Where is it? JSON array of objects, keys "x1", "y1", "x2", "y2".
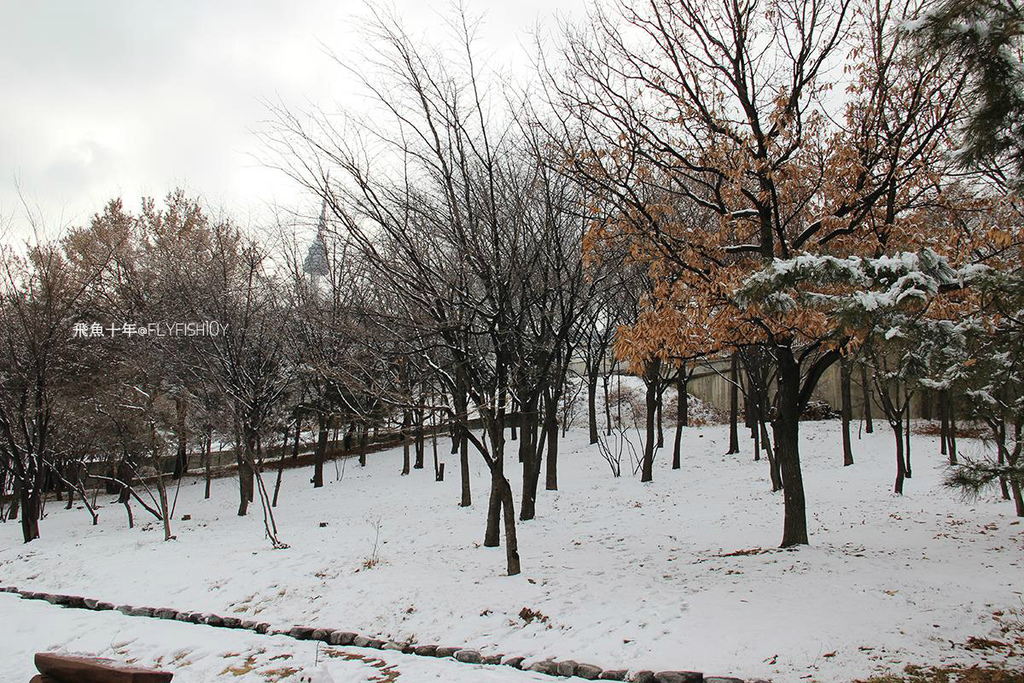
[{"x1": 0, "y1": 0, "x2": 586, "y2": 241}]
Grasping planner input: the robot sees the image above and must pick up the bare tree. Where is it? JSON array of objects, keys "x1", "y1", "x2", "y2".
[
  {"x1": 0, "y1": 214, "x2": 115, "y2": 543},
  {"x1": 547, "y1": 0, "x2": 966, "y2": 546}
]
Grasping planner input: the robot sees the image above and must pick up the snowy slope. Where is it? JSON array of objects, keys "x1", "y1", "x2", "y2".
[
  {"x1": 2, "y1": 421, "x2": 1022, "y2": 682},
  {"x1": 1, "y1": 592, "x2": 555, "y2": 682}
]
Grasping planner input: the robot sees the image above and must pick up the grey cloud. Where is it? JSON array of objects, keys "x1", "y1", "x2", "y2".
[
  {"x1": 0, "y1": 0, "x2": 585, "y2": 239},
  {"x1": 42, "y1": 138, "x2": 121, "y2": 194}
]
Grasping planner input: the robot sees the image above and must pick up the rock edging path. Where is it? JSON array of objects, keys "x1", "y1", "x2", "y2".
[{"x1": 0, "y1": 585, "x2": 764, "y2": 683}]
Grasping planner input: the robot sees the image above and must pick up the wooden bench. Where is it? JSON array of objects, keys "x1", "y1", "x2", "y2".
[{"x1": 32, "y1": 653, "x2": 173, "y2": 683}]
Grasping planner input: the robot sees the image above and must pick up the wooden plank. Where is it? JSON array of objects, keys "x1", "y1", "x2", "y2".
[{"x1": 35, "y1": 653, "x2": 173, "y2": 683}]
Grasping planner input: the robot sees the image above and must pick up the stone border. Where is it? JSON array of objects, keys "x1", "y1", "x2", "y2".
[{"x1": 0, "y1": 585, "x2": 763, "y2": 683}]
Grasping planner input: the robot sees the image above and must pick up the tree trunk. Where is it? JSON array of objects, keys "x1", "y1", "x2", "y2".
[
  {"x1": 172, "y1": 396, "x2": 188, "y2": 480},
  {"x1": 65, "y1": 470, "x2": 75, "y2": 509},
  {"x1": 510, "y1": 398, "x2": 518, "y2": 442},
  {"x1": 0, "y1": 468, "x2": 7, "y2": 521},
  {"x1": 519, "y1": 397, "x2": 540, "y2": 521},
  {"x1": 744, "y1": 382, "x2": 754, "y2": 432},
  {"x1": 9, "y1": 479, "x2": 21, "y2": 521},
  {"x1": 995, "y1": 430, "x2": 1011, "y2": 499},
  {"x1": 1011, "y1": 479, "x2": 1024, "y2": 517},
  {"x1": 156, "y1": 470, "x2": 173, "y2": 540},
  {"x1": 235, "y1": 431, "x2": 246, "y2": 515},
  {"x1": 116, "y1": 457, "x2": 133, "y2": 516},
  {"x1": 997, "y1": 426, "x2": 1011, "y2": 501},
  {"x1": 459, "y1": 427, "x2": 470, "y2": 506},
  {"x1": 874, "y1": 373, "x2": 908, "y2": 495},
  {"x1": 753, "y1": 409, "x2": 761, "y2": 461},
  {"x1": 272, "y1": 426, "x2": 288, "y2": 508},
  {"x1": 499, "y1": 474, "x2": 521, "y2": 576},
  {"x1": 432, "y1": 420, "x2": 443, "y2": 481},
  {"x1": 19, "y1": 484, "x2": 40, "y2": 543},
  {"x1": 358, "y1": 426, "x2": 368, "y2": 467},
  {"x1": 203, "y1": 426, "x2": 212, "y2": 500},
  {"x1": 656, "y1": 388, "x2": 664, "y2": 449},
  {"x1": 948, "y1": 400, "x2": 958, "y2": 465},
  {"x1": 545, "y1": 390, "x2": 559, "y2": 491},
  {"x1": 680, "y1": 374, "x2": 689, "y2": 428},
  {"x1": 123, "y1": 495, "x2": 135, "y2": 528},
  {"x1": 672, "y1": 373, "x2": 685, "y2": 470},
  {"x1": 939, "y1": 389, "x2": 949, "y2": 456},
  {"x1": 763, "y1": 419, "x2": 782, "y2": 491},
  {"x1": 904, "y1": 405, "x2": 912, "y2": 479},
  {"x1": 454, "y1": 367, "x2": 471, "y2": 507},
  {"x1": 150, "y1": 415, "x2": 175, "y2": 538},
  {"x1": 401, "y1": 410, "x2": 411, "y2": 476},
  {"x1": 482, "y1": 402, "x2": 520, "y2": 573},
  {"x1": 840, "y1": 357, "x2": 854, "y2": 466},
  {"x1": 774, "y1": 345, "x2": 808, "y2": 547},
  {"x1": 313, "y1": 413, "x2": 328, "y2": 488},
  {"x1": 603, "y1": 375, "x2": 612, "y2": 435},
  {"x1": 587, "y1": 371, "x2": 599, "y2": 445},
  {"x1": 1009, "y1": 436, "x2": 1024, "y2": 515},
  {"x1": 237, "y1": 448, "x2": 254, "y2": 516},
  {"x1": 414, "y1": 410, "x2": 425, "y2": 469},
  {"x1": 860, "y1": 363, "x2": 874, "y2": 434},
  {"x1": 728, "y1": 353, "x2": 740, "y2": 454},
  {"x1": 748, "y1": 390, "x2": 761, "y2": 461},
  {"x1": 892, "y1": 417, "x2": 906, "y2": 495},
  {"x1": 484, "y1": 467, "x2": 502, "y2": 547},
  {"x1": 482, "y1": 413, "x2": 509, "y2": 546},
  {"x1": 641, "y1": 358, "x2": 660, "y2": 482}
]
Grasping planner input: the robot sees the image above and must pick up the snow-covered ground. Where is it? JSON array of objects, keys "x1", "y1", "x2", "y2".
[
  {"x1": 1, "y1": 591, "x2": 554, "y2": 682},
  {"x1": 2, "y1": 420, "x2": 1022, "y2": 682}
]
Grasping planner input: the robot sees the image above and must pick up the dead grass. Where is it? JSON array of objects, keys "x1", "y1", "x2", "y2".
[
  {"x1": 717, "y1": 546, "x2": 800, "y2": 557},
  {"x1": 913, "y1": 421, "x2": 986, "y2": 439},
  {"x1": 664, "y1": 394, "x2": 727, "y2": 427},
  {"x1": 606, "y1": 385, "x2": 644, "y2": 429},
  {"x1": 262, "y1": 666, "x2": 300, "y2": 681},
  {"x1": 856, "y1": 607, "x2": 1024, "y2": 683},
  {"x1": 219, "y1": 654, "x2": 259, "y2": 677},
  {"x1": 327, "y1": 651, "x2": 400, "y2": 682},
  {"x1": 964, "y1": 637, "x2": 1010, "y2": 651},
  {"x1": 518, "y1": 606, "x2": 550, "y2": 625},
  {"x1": 219, "y1": 649, "x2": 267, "y2": 677},
  {"x1": 854, "y1": 664, "x2": 1024, "y2": 683}
]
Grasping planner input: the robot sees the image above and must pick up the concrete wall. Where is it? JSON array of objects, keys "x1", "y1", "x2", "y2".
[{"x1": 684, "y1": 356, "x2": 938, "y2": 421}]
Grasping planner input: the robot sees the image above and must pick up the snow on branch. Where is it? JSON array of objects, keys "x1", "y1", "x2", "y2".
[{"x1": 734, "y1": 249, "x2": 965, "y2": 317}]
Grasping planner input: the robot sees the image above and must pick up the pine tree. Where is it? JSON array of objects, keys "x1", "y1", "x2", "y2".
[{"x1": 915, "y1": 0, "x2": 1024, "y2": 184}]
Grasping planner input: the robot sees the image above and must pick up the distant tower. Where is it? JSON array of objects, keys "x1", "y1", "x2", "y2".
[{"x1": 303, "y1": 189, "x2": 330, "y2": 279}]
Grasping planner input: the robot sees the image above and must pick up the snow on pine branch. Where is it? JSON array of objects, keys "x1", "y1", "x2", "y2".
[{"x1": 734, "y1": 249, "x2": 967, "y2": 317}]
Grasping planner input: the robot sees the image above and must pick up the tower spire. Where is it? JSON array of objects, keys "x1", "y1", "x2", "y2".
[{"x1": 303, "y1": 175, "x2": 331, "y2": 278}]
